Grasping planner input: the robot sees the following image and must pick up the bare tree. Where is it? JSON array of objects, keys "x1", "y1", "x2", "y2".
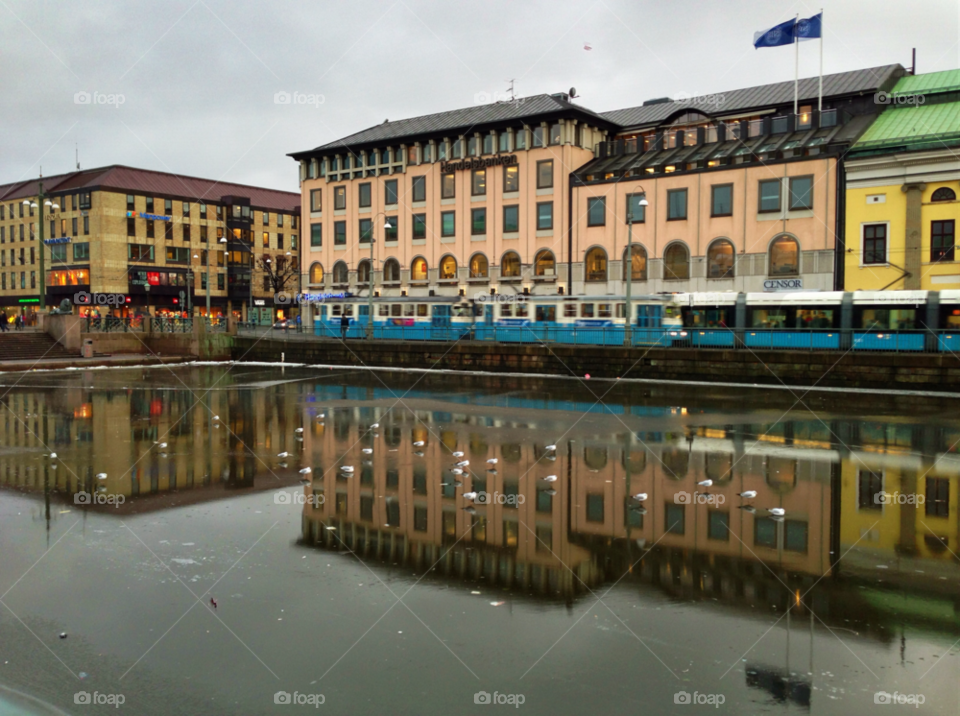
[{"x1": 255, "y1": 254, "x2": 300, "y2": 295}]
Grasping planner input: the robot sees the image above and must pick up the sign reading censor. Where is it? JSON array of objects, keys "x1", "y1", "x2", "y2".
[
  {"x1": 440, "y1": 154, "x2": 518, "y2": 172},
  {"x1": 763, "y1": 278, "x2": 803, "y2": 291}
]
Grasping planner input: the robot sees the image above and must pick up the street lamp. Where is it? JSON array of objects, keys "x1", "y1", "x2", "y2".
[
  {"x1": 366, "y1": 215, "x2": 393, "y2": 339},
  {"x1": 23, "y1": 185, "x2": 60, "y2": 319},
  {"x1": 624, "y1": 187, "x2": 649, "y2": 346}
]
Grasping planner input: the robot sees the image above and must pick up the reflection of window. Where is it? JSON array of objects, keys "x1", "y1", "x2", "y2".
[
  {"x1": 664, "y1": 243, "x2": 689, "y2": 280},
  {"x1": 926, "y1": 477, "x2": 949, "y2": 517},
  {"x1": 503, "y1": 521, "x2": 518, "y2": 547},
  {"x1": 707, "y1": 240, "x2": 735, "y2": 279},
  {"x1": 501, "y1": 252, "x2": 521, "y2": 277},
  {"x1": 665, "y1": 503, "x2": 685, "y2": 534},
  {"x1": 583, "y1": 446, "x2": 607, "y2": 470},
  {"x1": 585, "y1": 247, "x2": 607, "y2": 282},
  {"x1": 705, "y1": 452, "x2": 733, "y2": 482},
  {"x1": 411, "y1": 257, "x2": 428, "y2": 281},
  {"x1": 765, "y1": 457, "x2": 797, "y2": 490},
  {"x1": 586, "y1": 494, "x2": 604, "y2": 522},
  {"x1": 623, "y1": 245, "x2": 647, "y2": 280},
  {"x1": 501, "y1": 444, "x2": 521, "y2": 462},
  {"x1": 469, "y1": 253, "x2": 488, "y2": 278},
  {"x1": 708, "y1": 511, "x2": 729, "y2": 540},
  {"x1": 471, "y1": 169, "x2": 486, "y2": 196},
  {"x1": 622, "y1": 450, "x2": 646, "y2": 474},
  {"x1": 534, "y1": 250, "x2": 555, "y2": 276},
  {"x1": 858, "y1": 469, "x2": 883, "y2": 509},
  {"x1": 441, "y1": 172, "x2": 455, "y2": 199},
  {"x1": 661, "y1": 448, "x2": 688, "y2": 478},
  {"x1": 440, "y1": 255, "x2": 457, "y2": 280},
  {"x1": 769, "y1": 236, "x2": 799, "y2": 275},
  {"x1": 785, "y1": 521, "x2": 808, "y2": 552},
  {"x1": 754, "y1": 517, "x2": 777, "y2": 548}
]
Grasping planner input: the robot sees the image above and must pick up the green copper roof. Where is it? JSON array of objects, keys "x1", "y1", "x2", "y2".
[
  {"x1": 892, "y1": 68, "x2": 960, "y2": 94},
  {"x1": 853, "y1": 101, "x2": 960, "y2": 150}
]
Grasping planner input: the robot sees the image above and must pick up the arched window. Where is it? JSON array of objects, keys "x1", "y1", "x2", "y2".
[
  {"x1": 534, "y1": 250, "x2": 556, "y2": 276},
  {"x1": 411, "y1": 257, "x2": 428, "y2": 281},
  {"x1": 469, "y1": 253, "x2": 488, "y2": 278},
  {"x1": 332, "y1": 261, "x2": 349, "y2": 284},
  {"x1": 769, "y1": 235, "x2": 799, "y2": 276},
  {"x1": 622, "y1": 245, "x2": 647, "y2": 280},
  {"x1": 309, "y1": 262, "x2": 324, "y2": 284},
  {"x1": 583, "y1": 446, "x2": 608, "y2": 470},
  {"x1": 932, "y1": 187, "x2": 957, "y2": 202},
  {"x1": 383, "y1": 258, "x2": 400, "y2": 282},
  {"x1": 439, "y1": 255, "x2": 457, "y2": 280},
  {"x1": 707, "y1": 239, "x2": 735, "y2": 279},
  {"x1": 664, "y1": 243, "x2": 689, "y2": 280},
  {"x1": 585, "y1": 247, "x2": 607, "y2": 281},
  {"x1": 501, "y1": 251, "x2": 521, "y2": 277},
  {"x1": 501, "y1": 444, "x2": 522, "y2": 462},
  {"x1": 705, "y1": 452, "x2": 733, "y2": 483},
  {"x1": 357, "y1": 259, "x2": 371, "y2": 283},
  {"x1": 661, "y1": 448, "x2": 688, "y2": 479}
]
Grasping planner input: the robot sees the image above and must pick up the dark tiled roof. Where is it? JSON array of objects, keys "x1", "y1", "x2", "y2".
[
  {"x1": 290, "y1": 94, "x2": 618, "y2": 157},
  {"x1": 601, "y1": 64, "x2": 904, "y2": 129},
  {"x1": 0, "y1": 165, "x2": 300, "y2": 211}
]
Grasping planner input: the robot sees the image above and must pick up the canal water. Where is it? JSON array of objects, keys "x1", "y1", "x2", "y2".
[{"x1": 0, "y1": 365, "x2": 957, "y2": 715}]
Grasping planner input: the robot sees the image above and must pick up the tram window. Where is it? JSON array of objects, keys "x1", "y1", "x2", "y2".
[
  {"x1": 581, "y1": 303, "x2": 595, "y2": 318},
  {"x1": 343, "y1": 305, "x2": 354, "y2": 317},
  {"x1": 860, "y1": 308, "x2": 916, "y2": 330},
  {"x1": 795, "y1": 309, "x2": 833, "y2": 328},
  {"x1": 536, "y1": 305, "x2": 556, "y2": 322},
  {"x1": 473, "y1": 304, "x2": 484, "y2": 317},
  {"x1": 391, "y1": 304, "x2": 401, "y2": 316},
  {"x1": 664, "y1": 306, "x2": 681, "y2": 321},
  {"x1": 332, "y1": 305, "x2": 342, "y2": 316},
  {"x1": 945, "y1": 308, "x2": 960, "y2": 329},
  {"x1": 501, "y1": 304, "x2": 513, "y2": 317},
  {"x1": 685, "y1": 308, "x2": 729, "y2": 328},
  {"x1": 616, "y1": 303, "x2": 625, "y2": 318},
  {"x1": 564, "y1": 303, "x2": 577, "y2": 318},
  {"x1": 378, "y1": 304, "x2": 389, "y2": 316},
  {"x1": 404, "y1": 304, "x2": 415, "y2": 316},
  {"x1": 751, "y1": 309, "x2": 787, "y2": 328},
  {"x1": 598, "y1": 303, "x2": 612, "y2": 318},
  {"x1": 417, "y1": 304, "x2": 428, "y2": 317},
  {"x1": 516, "y1": 303, "x2": 528, "y2": 318}
]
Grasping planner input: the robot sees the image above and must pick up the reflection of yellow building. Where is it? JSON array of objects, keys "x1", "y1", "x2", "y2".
[{"x1": 843, "y1": 69, "x2": 960, "y2": 291}]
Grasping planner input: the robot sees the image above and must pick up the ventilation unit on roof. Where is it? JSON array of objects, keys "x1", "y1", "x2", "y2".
[
  {"x1": 551, "y1": 92, "x2": 569, "y2": 102},
  {"x1": 644, "y1": 97, "x2": 672, "y2": 105}
]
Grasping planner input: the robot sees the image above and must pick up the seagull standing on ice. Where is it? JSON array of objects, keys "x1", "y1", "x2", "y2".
[
  {"x1": 278, "y1": 452, "x2": 290, "y2": 458},
  {"x1": 413, "y1": 440, "x2": 425, "y2": 447},
  {"x1": 452, "y1": 451, "x2": 464, "y2": 458},
  {"x1": 697, "y1": 479, "x2": 713, "y2": 488},
  {"x1": 631, "y1": 493, "x2": 648, "y2": 502},
  {"x1": 738, "y1": 491, "x2": 757, "y2": 499},
  {"x1": 299, "y1": 467, "x2": 312, "y2": 475},
  {"x1": 487, "y1": 458, "x2": 498, "y2": 464},
  {"x1": 541, "y1": 475, "x2": 558, "y2": 483},
  {"x1": 768, "y1": 507, "x2": 785, "y2": 516}
]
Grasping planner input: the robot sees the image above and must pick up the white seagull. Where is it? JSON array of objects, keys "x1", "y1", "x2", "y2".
[
  {"x1": 212, "y1": 415, "x2": 220, "y2": 421},
  {"x1": 158, "y1": 443, "x2": 167, "y2": 449},
  {"x1": 462, "y1": 492, "x2": 478, "y2": 500},
  {"x1": 697, "y1": 479, "x2": 713, "y2": 488},
  {"x1": 340, "y1": 466, "x2": 355, "y2": 473},
  {"x1": 456, "y1": 460, "x2": 469, "y2": 467},
  {"x1": 362, "y1": 448, "x2": 373, "y2": 454},
  {"x1": 299, "y1": 467, "x2": 312, "y2": 474},
  {"x1": 768, "y1": 507, "x2": 785, "y2": 516},
  {"x1": 738, "y1": 491, "x2": 757, "y2": 499},
  {"x1": 413, "y1": 440, "x2": 425, "y2": 447},
  {"x1": 278, "y1": 452, "x2": 291, "y2": 458},
  {"x1": 631, "y1": 493, "x2": 648, "y2": 502},
  {"x1": 541, "y1": 475, "x2": 558, "y2": 483},
  {"x1": 452, "y1": 451, "x2": 464, "y2": 458},
  {"x1": 544, "y1": 444, "x2": 557, "y2": 451},
  {"x1": 295, "y1": 427, "x2": 304, "y2": 434},
  {"x1": 370, "y1": 423, "x2": 379, "y2": 429},
  {"x1": 487, "y1": 458, "x2": 498, "y2": 464},
  {"x1": 96, "y1": 473, "x2": 107, "y2": 480},
  {"x1": 452, "y1": 468, "x2": 463, "y2": 475}
]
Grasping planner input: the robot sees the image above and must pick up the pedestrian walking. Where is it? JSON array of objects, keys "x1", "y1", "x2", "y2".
[
  {"x1": 340, "y1": 313, "x2": 349, "y2": 340},
  {"x1": 0, "y1": 315, "x2": 8, "y2": 332}
]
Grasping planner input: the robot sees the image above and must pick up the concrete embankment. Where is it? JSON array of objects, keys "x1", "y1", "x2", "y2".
[{"x1": 232, "y1": 334, "x2": 960, "y2": 393}]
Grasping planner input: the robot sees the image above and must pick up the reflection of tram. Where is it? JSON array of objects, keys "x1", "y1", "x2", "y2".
[{"x1": 309, "y1": 289, "x2": 960, "y2": 351}]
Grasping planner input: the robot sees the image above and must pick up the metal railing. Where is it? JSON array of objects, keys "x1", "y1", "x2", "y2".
[
  {"x1": 238, "y1": 322, "x2": 304, "y2": 334},
  {"x1": 83, "y1": 316, "x2": 144, "y2": 333},
  {"x1": 151, "y1": 317, "x2": 194, "y2": 333},
  {"x1": 205, "y1": 317, "x2": 227, "y2": 333}
]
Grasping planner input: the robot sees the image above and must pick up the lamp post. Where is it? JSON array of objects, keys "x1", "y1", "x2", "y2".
[
  {"x1": 23, "y1": 182, "x2": 59, "y2": 320},
  {"x1": 624, "y1": 186, "x2": 649, "y2": 346},
  {"x1": 366, "y1": 215, "x2": 393, "y2": 340}
]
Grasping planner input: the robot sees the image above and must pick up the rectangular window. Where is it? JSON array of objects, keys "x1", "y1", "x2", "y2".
[
  {"x1": 359, "y1": 219, "x2": 372, "y2": 244},
  {"x1": 199, "y1": 202, "x2": 206, "y2": 219},
  {"x1": 277, "y1": 233, "x2": 284, "y2": 249},
  {"x1": 144, "y1": 220, "x2": 154, "y2": 239},
  {"x1": 200, "y1": 225, "x2": 208, "y2": 243},
  {"x1": 789, "y1": 176, "x2": 813, "y2": 210},
  {"x1": 412, "y1": 214, "x2": 426, "y2": 240},
  {"x1": 711, "y1": 184, "x2": 733, "y2": 217},
  {"x1": 82, "y1": 216, "x2": 89, "y2": 235},
  {"x1": 708, "y1": 511, "x2": 729, "y2": 541},
  {"x1": 310, "y1": 189, "x2": 322, "y2": 212},
  {"x1": 759, "y1": 180, "x2": 781, "y2": 213},
  {"x1": 73, "y1": 242, "x2": 89, "y2": 261},
  {"x1": 471, "y1": 208, "x2": 486, "y2": 235},
  {"x1": 536, "y1": 160, "x2": 553, "y2": 189},
  {"x1": 863, "y1": 224, "x2": 887, "y2": 265},
  {"x1": 665, "y1": 503, "x2": 685, "y2": 534},
  {"x1": 532, "y1": 126, "x2": 544, "y2": 148},
  {"x1": 261, "y1": 232, "x2": 269, "y2": 247},
  {"x1": 858, "y1": 470, "x2": 883, "y2": 509},
  {"x1": 932, "y1": 220, "x2": 955, "y2": 262},
  {"x1": 503, "y1": 205, "x2": 519, "y2": 233},
  {"x1": 126, "y1": 194, "x2": 135, "y2": 211},
  {"x1": 165, "y1": 247, "x2": 189, "y2": 263},
  {"x1": 145, "y1": 197, "x2": 154, "y2": 213},
  {"x1": 334, "y1": 221, "x2": 346, "y2": 245},
  {"x1": 785, "y1": 521, "x2": 808, "y2": 552},
  {"x1": 182, "y1": 225, "x2": 190, "y2": 242},
  {"x1": 217, "y1": 273, "x2": 224, "y2": 290},
  {"x1": 311, "y1": 223, "x2": 322, "y2": 247},
  {"x1": 385, "y1": 217, "x2": 397, "y2": 241},
  {"x1": 263, "y1": 211, "x2": 270, "y2": 225},
  {"x1": 441, "y1": 211, "x2": 455, "y2": 237},
  {"x1": 383, "y1": 179, "x2": 398, "y2": 205},
  {"x1": 127, "y1": 217, "x2": 136, "y2": 237},
  {"x1": 471, "y1": 169, "x2": 486, "y2": 196},
  {"x1": 358, "y1": 182, "x2": 371, "y2": 208},
  {"x1": 536, "y1": 202, "x2": 553, "y2": 230},
  {"x1": 441, "y1": 172, "x2": 455, "y2": 199},
  {"x1": 549, "y1": 122, "x2": 562, "y2": 145},
  {"x1": 128, "y1": 244, "x2": 154, "y2": 261},
  {"x1": 926, "y1": 477, "x2": 949, "y2": 517},
  {"x1": 164, "y1": 222, "x2": 173, "y2": 241},
  {"x1": 79, "y1": 192, "x2": 91, "y2": 210},
  {"x1": 587, "y1": 197, "x2": 606, "y2": 226},
  {"x1": 50, "y1": 245, "x2": 66, "y2": 262},
  {"x1": 411, "y1": 176, "x2": 426, "y2": 203},
  {"x1": 667, "y1": 189, "x2": 687, "y2": 220},
  {"x1": 334, "y1": 186, "x2": 346, "y2": 210},
  {"x1": 515, "y1": 129, "x2": 527, "y2": 150},
  {"x1": 626, "y1": 193, "x2": 646, "y2": 223},
  {"x1": 164, "y1": 198, "x2": 172, "y2": 215},
  {"x1": 182, "y1": 202, "x2": 190, "y2": 217},
  {"x1": 504, "y1": 165, "x2": 519, "y2": 193}
]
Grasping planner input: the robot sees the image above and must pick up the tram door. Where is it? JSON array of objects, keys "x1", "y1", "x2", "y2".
[
  {"x1": 637, "y1": 304, "x2": 662, "y2": 328},
  {"x1": 432, "y1": 305, "x2": 451, "y2": 327}
]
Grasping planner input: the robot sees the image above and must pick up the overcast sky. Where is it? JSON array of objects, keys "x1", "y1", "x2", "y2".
[{"x1": 3, "y1": 0, "x2": 957, "y2": 194}]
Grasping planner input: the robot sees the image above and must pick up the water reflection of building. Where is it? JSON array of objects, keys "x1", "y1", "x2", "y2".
[{"x1": 0, "y1": 369, "x2": 304, "y2": 510}]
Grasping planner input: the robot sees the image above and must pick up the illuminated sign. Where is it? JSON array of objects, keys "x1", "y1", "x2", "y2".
[
  {"x1": 253, "y1": 299, "x2": 265, "y2": 306},
  {"x1": 44, "y1": 237, "x2": 71, "y2": 245},
  {"x1": 299, "y1": 292, "x2": 351, "y2": 302},
  {"x1": 18, "y1": 298, "x2": 40, "y2": 304},
  {"x1": 440, "y1": 154, "x2": 517, "y2": 172},
  {"x1": 126, "y1": 211, "x2": 172, "y2": 222}
]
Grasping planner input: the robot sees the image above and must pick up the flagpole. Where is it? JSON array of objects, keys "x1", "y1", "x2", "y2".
[
  {"x1": 818, "y1": 9, "x2": 824, "y2": 112},
  {"x1": 794, "y1": 13, "x2": 799, "y2": 116}
]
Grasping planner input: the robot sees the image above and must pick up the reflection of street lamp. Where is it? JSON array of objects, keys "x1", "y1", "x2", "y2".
[
  {"x1": 366, "y1": 215, "x2": 393, "y2": 339},
  {"x1": 624, "y1": 187, "x2": 649, "y2": 346},
  {"x1": 23, "y1": 185, "x2": 60, "y2": 315}
]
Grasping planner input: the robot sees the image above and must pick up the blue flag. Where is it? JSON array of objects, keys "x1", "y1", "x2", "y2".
[
  {"x1": 795, "y1": 13, "x2": 822, "y2": 41},
  {"x1": 754, "y1": 18, "x2": 797, "y2": 48}
]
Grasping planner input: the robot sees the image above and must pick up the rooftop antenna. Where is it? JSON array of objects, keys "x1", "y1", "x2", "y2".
[
  {"x1": 75, "y1": 143, "x2": 80, "y2": 170},
  {"x1": 505, "y1": 79, "x2": 515, "y2": 102},
  {"x1": 911, "y1": 47, "x2": 916, "y2": 75}
]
